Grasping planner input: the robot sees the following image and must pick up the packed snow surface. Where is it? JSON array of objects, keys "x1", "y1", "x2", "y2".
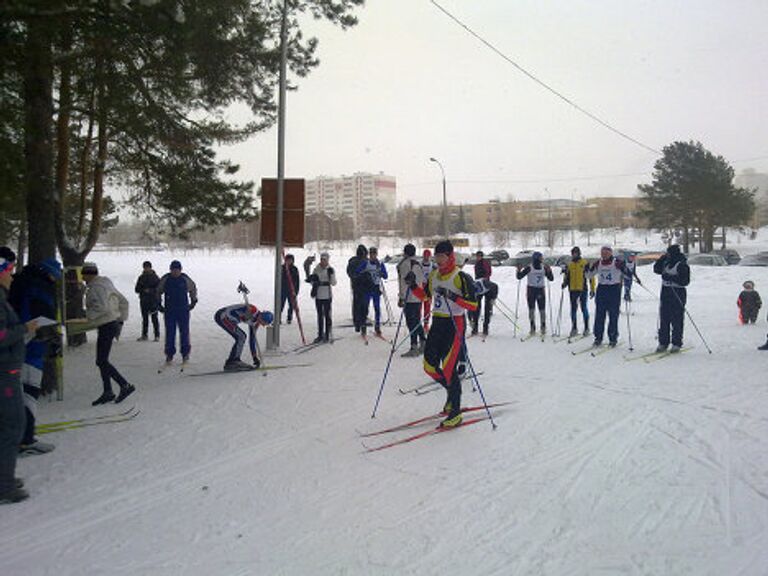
[{"x1": 3, "y1": 236, "x2": 768, "y2": 575}]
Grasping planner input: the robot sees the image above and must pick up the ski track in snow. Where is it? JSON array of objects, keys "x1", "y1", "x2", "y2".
[{"x1": 3, "y1": 247, "x2": 768, "y2": 575}]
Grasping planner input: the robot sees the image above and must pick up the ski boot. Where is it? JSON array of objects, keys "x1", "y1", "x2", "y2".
[
  {"x1": 115, "y1": 384, "x2": 136, "y2": 404},
  {"x1": 0, "y1": 486, "x2": 29, "y2": 504},
  {"x1": 655, "y1": 344, "x2": 668, "y2": 353},
  {"x1": 19, "y1": 441, "x2": 55, "y2": 457},
  {"x1": 669, "y1": 345, "x2": 682, "y2": 353},
  {"x1": 224, "y1": 359, "x2": 255, "y2": 372},
  {"x1": 569, "y1": 327, "x2": 578, "y2": 338},
  {"x1": 759, "y1": 340, "x2": 768, "y2": 351},
  {"x1": 440, "y1": 412, "x2": 463, "y2": 428},
  {"x1": 91, "y1": 391, "x2": 116, "y2": 406}
]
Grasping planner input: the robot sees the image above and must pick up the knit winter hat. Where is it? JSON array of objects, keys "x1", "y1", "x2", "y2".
[
  {"x1": 40, "y1": 258, "x2": 62, "y2": 279},
  {"x1": 667, "y1": 245, "x2": 682, "y2": 256},
  {"x1": 356, "y1": 244, "x2": 368, "y2": 258},
  {"x1": 170, "y1": 260, "x2": 182, "y2": 270},
  {"x1": 0, "y1": 246, "x2": 16, "y2": 276},
  {"x1": 81, "y1": 262, "x2": 99, "y2": 275},
  {"x1": 434, "y1": 240, "x2": 454, "y2": 255},
  {"x1": 403, "y1": 243, "x2": 416, "y2": 257},
  {"x1": 744, "y1": 280, "x2": 755, "y2": 290},
  {"x1": 320, "y1": 252, "x2": 330, "y2": 260}
]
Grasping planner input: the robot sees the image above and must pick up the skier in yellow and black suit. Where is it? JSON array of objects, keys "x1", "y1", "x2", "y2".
[{"x1": 405, "y1": 240, "x2": 477, "y2": 428}]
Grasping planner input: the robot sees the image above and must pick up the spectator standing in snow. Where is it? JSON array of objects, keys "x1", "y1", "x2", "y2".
[
  {"x1": 77, "y1": 262, "x2": 135, "y2": 406},
  {"x1": 0, "y1": 247, "x2": 37, "y2": 504},
  {"x1": 397, "y1": 243, "x2": 426, "y2": 357},
  {"x1": 157, "y1": 260, "x2": 197, "y2": 364},
  {"x1": 8, "y1": 258, "x2": 62, "y2": 457},
  {"x1": 134, "y1": 261, "x2": 160, "y2": 341},
  {"x1": 653, "y1": 244, "x2": 690, "y2": 353},
  {"x1": 305, "y1": 252, "x2": 336, "y2": 343},
  {"x1": 738, "y1": 280, "x2": 761, "y2": 324},
  {"x1": 405, "y1": 240, "x2": 477, "y2": 428},
  {"x1": 588, "y1": 245, "x2": 629, "y2": 347},
  {"x1": 470, "y1": 250, "x2": 492, "y2": 336},
  {"x1": 280, "y1": 254, "x2": 300, "y2": 325},
  {"x1": 516, "y1": 251, "x2": 554, "y2": 335},
  {"x1": 346, "y1": 245, "x2": 370, "y2": 335},
  {"x1": 214, "y1": 304, "x2": 273, "y2": 370}
]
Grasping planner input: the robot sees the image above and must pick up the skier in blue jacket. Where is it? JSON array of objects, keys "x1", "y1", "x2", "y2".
[
  {"x1": 214, "y1": 304, "x2": 273, "y2": 371},
  {"x1": 157, "y1": 260, "x2": 198, "y2": 364}
]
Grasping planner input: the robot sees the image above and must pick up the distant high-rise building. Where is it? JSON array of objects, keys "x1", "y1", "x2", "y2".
[{"x1": 305, "y1": 172, "x2": 396, "y2": 234}]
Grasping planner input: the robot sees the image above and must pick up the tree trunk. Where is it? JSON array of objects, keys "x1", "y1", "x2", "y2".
[{"x1": 23, "y1": 15, "x2": 56, "y2": 264}]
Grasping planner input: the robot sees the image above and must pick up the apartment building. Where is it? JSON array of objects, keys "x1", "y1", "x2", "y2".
[{"x1": 305, "y1": 172, "x2": 396, "y2": 235}]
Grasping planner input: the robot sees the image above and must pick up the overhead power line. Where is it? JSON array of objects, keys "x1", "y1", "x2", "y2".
[{"x1": 429, "y1": 0, "x2": 662, "y2": 156}]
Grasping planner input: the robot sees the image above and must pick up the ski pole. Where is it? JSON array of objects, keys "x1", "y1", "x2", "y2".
[
  {"x1": 393, "y1": 319, "x2": 428, "y2": 352},
  {"x1": 624, "y1": 298, "x2": 634, "y2": 351},
  {"x1": 555, "y1": 286, "x2": 565, "y2": 338},
  {"x1": 546, "y1": 279, "x2": 554, "y2": 337},
  {"x1": 492, "y1": 296, "x2": 521, "y2": 330},
  {"x1": 380, "y1": 281, "x2": 394, "y2": 326},
  {"x1": 371, "y1": 287, "x2": 409, "y2": 418},
  {"x1": 513, "y1": 278, "x2": 521, "y2": 337},
  {"x1": 671, "y1": 286, "x2": 713, "y2": 354},
  {"x1": 445, "y1": 297, "x2": 496, "y2": 429}
]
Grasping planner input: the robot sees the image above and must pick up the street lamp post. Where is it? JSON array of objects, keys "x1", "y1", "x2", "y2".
[{"x1": 429, "y1": 157, "x2": 448, "y2": 237}]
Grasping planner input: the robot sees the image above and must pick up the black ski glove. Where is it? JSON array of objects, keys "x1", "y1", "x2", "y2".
[
  {"x1": 404, "y1": 271, "x2": 417, "y2": 289},
  {"x1": 435, "y1": 286, "x2": 458, "y2": 301},
  {"x1": 114, "y1": 321, "x2": 123, "y2": 341},
  {"x1": 327, "y1": 267, "x2": 335, "y2": 276},
  {"x1": 158, "y1": 303, "x2": 165, "y2": 313},
  {"x1": 189, "y1": 299, "x2": 197, "y2": 311}
]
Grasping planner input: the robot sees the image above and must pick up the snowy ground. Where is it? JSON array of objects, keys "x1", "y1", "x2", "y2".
[{"x1": 3, "y1": 233, "x2": 768, "y2": 576}]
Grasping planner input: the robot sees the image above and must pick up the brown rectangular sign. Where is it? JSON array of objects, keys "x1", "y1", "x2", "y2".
[{"x1": 260, "y1": 178, "x2": 305, "y2": 247}]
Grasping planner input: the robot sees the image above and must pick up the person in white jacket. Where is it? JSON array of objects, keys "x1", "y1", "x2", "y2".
[
  {"x1": 80, "y1": 262, "x2": 135, "y2": 406},
  {"x1": 304, "y1": 252, "x2": 337, "y2": 343}
]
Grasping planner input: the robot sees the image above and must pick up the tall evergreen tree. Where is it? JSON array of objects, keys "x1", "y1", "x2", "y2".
[
  {"x1": 1, "y1": 0, "x2": 364, "y2": 264},
  {"x1": 638, "y1": 141, "x2": 755, "y2": 253}
]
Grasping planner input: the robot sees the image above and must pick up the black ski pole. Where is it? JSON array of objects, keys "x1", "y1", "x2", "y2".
[
  {"x1": 513, "y1": 278, "x2": 521, "y2": 338},
  {"x1": 371, "y1": 287, "x2": 409, "y2": 418},
  {"x1": 445, "y1": 297, "x2": 497, "y2": 430},
  {"x1": 624, "y1": 298, "x2": 634, "y2": 351},
  {"x1": 671, "y1": 286, "x2": 712, "y2": 354}
]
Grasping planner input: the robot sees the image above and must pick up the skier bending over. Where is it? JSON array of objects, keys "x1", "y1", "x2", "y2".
[
  {"x1": 405, "y1": 240, "x2": 477, "y2": 428},
  {"x1": 214, "y1": 304, "x2": 274, "y2": 371}
]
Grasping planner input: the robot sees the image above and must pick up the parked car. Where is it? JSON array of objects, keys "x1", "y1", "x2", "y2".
[
  {"x1": 711, "y1": 249, "x2": 741, "y2": 265},
  {"x1": 489, "y1": 249, "x2": 510, "y2": 263},
  {"x1": 739, "y1": 253, "x2": 768, "y2": 267},
  {"x1": 687, "y1": 253, "x2": 727, "y2": 266},
  {"x1": 502, "y1": 250, "x2": 535, "y2": 268},
  {"x1": 544, "y1": 254, "x2": 570, "y2": 269}
]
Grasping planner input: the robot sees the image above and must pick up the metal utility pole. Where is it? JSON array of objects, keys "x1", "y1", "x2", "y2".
[
  {"x1": 270, "y1": 0, "x2": 289, "y2": 350},
  {"x1": 429, "y1": 157, "x2": 448, "y2": 237}
]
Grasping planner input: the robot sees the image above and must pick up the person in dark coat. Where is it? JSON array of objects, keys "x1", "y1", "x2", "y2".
[
  {"x1": 8, "y1": 258, "x2": 61, "y2": 456},
  {"x1": 737, "y1": 280, "x2": 761, "y2": 325},
  {"x1": 134, "y1": 261, "x2": 160, "y2": 341},
  {"x1": 470, "y1": 250, "x2": 492, "y2": 335},
  {"x1": 157, "y1": 260, "x2": 198, "y2": 364},
  {"x1": 0, "y1": 247, "x2": 38, "y2": 504},
  {"x1": 653, "y1": 244, "x2": 690, "y2": 353},
  {"x1": 280, "y1": 254, "x2": 300, "y2": 325},
  {"x1": 346, "y1": 245, "x2": 372, "y2": 335}
]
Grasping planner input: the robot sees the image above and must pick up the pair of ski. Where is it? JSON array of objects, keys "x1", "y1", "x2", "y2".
[
  {"x1": 571, "y1": 343, "x2": 621, "y2": 357},
  {"x1": 398, "y1": 371, "x2": 486, "y2": 396},
  {"x1": 293, "y1": 336, "x2": 342, "y2": 354},
  {"x1": 553, "y1": 334, "x2": 589, "y2": 344},
  {"x1": 36, "y1": 405, "x2": 140, "y2": 435},
  {"x1": 520, "y1": 332, "x2": 546, "y2": 343},
  {"x1": 360, "y1": 402, "x2": 511, "y2": 453},
  {"x1": 188, "y1": 363, "x2": 312, "y2": 377},
  {"x1": 157, "y1": 360, "x2": 189, "y2": 374},
  {"x1": 624, "y1": 347, "x2": 691, "y2": 363},
  {"x1": 361, "y1": 332, "x2": 389, "y2": 346}
]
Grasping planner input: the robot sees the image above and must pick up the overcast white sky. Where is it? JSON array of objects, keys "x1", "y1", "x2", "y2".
[{"x1": 222, "y1": 0, "x2": 768, "y2": 207}]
